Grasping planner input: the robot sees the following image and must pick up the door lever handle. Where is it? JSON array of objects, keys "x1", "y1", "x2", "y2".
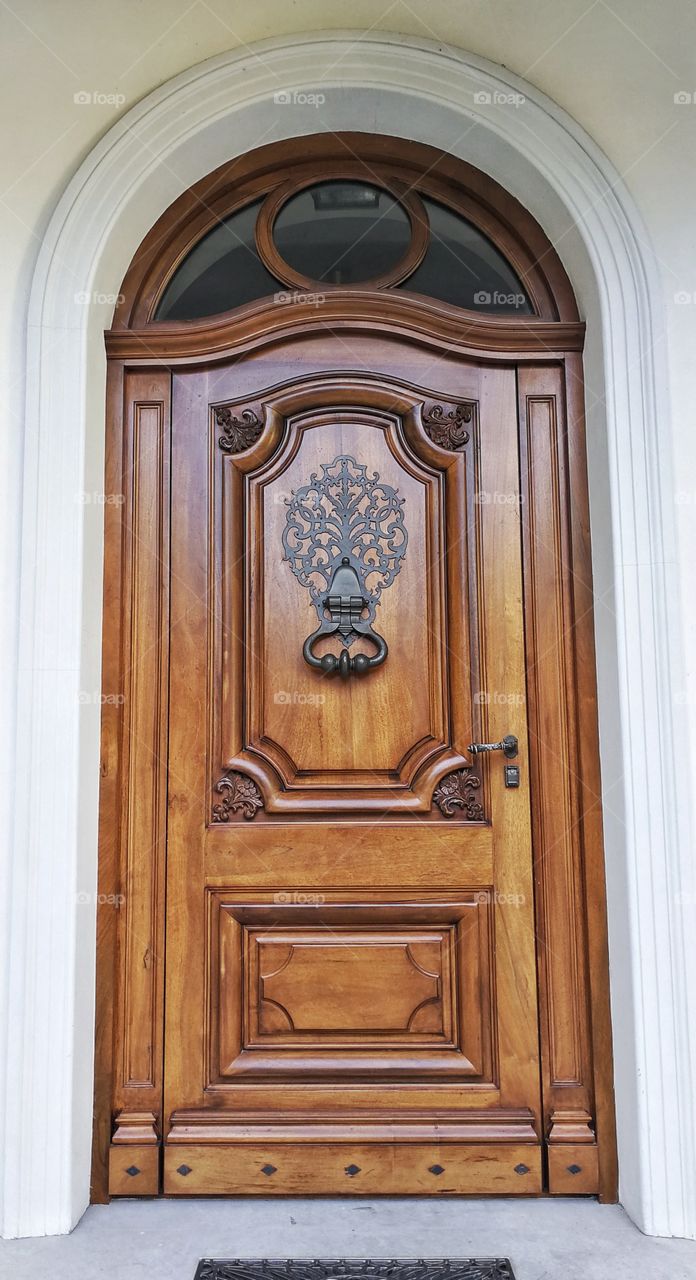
[{"x1": 467, "y1": 734, "x2": 518, "y2": 759}]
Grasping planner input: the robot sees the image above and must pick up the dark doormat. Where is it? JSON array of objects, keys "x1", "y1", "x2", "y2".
[{"x1": 194, "y1": 1262, "x2": 516, "y2": 1280}]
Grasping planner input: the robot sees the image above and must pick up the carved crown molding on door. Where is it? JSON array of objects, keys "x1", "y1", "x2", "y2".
[{"x1": 105, "y1": 295, "x2": 585, "y2": 363}]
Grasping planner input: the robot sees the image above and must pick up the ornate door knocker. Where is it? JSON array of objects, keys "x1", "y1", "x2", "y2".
[{"x1": 282, "y1": 454, "x2": 408, "y2": 678}]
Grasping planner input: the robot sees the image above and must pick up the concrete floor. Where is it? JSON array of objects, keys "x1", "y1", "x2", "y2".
[{"x1": 1, "y1": 1199, "x2": 696, "y2": 1280}]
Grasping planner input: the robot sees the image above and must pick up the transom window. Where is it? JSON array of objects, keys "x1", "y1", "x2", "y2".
[{"x1": 154, "y1": 174, "x2": 533, "y2": 321}]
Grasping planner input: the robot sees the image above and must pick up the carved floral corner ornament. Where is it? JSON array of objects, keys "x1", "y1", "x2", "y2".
[
  {"x1": 422, "y1": 401, "x2": 476, "y2": 451},
  {"x1": 433, "y1": 766, "x2": 484, "y2": 821},
  {"x1": 212, "y1": 770, "x2": 264, "y2": 822},
  {"x1": 214, "y1": 404, "x2": 264, "y2": 453}
]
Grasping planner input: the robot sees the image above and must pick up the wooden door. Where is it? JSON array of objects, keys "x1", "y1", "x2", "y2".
[{"x1": 160, "y1": 342, "x2": 542, "y2": 1195}]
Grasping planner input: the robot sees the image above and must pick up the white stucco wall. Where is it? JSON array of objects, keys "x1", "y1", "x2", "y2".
[{"x1": 1, "y1": 1, "x2": 695, "y2": 1241}]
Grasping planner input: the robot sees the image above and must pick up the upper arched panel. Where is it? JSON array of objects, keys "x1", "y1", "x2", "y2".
[{"x1": 112, "y1": 134, "x2": 580, "y2": 330}]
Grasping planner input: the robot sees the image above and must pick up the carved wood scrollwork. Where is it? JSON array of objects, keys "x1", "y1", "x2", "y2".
[
  {"x1": 212, "y1": 771, "x2": 264, "y2": 821},
  {"x1": 214, "y1": 404, "x2": 264, "y2": 453},
  {"x1": 422, "y1": 401, "x2": 475, "y2": 450},
  {"x1": 433, "y1": 767, "x2": 485, "y2": 820}
]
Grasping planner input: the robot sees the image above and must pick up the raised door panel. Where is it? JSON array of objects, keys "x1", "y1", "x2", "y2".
[
  {"x1": 256, "y1": 423, "x2": 433, "y2": 776},
  {"x1": 209, "y1": 894, "x2": 493, "y2": 1083},
  {"x1": 214, "y1": 376, "x2": 482, "y2": 814},
  {"x1": 254, "y1": 933, "x2": 445, "y2": 1036}
]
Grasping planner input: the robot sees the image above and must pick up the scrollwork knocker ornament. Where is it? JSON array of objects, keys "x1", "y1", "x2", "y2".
[{"x1": 282, "y1": 454, "x2": 408, "y2": 679}]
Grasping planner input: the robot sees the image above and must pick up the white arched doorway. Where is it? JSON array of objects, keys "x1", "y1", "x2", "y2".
[{"x1": 4, "y1": 32, "x2": 694, "y2": 1240}]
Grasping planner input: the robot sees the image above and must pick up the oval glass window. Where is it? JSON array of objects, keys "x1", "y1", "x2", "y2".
[
  {"x1": 269, "y1": 180, "x2": 412, "y2": 285},
  {"x1": 400, "y1": 197, "x2": 533, "y2": 313},
  {"x1": 155, "y1": 199, "x2": 282, "y2": 321}
]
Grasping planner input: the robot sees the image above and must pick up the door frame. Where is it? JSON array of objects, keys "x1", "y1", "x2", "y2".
[{"x1": 93, "y1": 133, "x2": 616, "y2": 1204}]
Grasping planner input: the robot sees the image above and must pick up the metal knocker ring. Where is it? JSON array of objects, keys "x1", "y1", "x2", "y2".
[{"x1": 302, "y1": 558, "x2": 388, "y2": 678}]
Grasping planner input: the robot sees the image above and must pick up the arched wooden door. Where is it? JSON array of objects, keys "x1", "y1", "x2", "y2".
[{"x1": 95, "y1": 135, "x2": 616, "y2": 1202}]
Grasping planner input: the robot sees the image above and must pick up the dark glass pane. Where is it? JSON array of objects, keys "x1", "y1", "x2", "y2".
[
  {"x1": 401, "y1": 197, "x2": 533, "y2": 313},
  {"x1": 272, "y1": 181, "x2": 411, "y2": 284},
  {"x1": 155, "y1": 199, "x2": 281, "y2": 320}
]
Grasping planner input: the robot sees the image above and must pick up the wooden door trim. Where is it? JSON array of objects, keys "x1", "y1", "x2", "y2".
[
  {"x1": 105, "y1": 295, "x2": 584, "y2": 363},
  {"x1": 161, "y1": 1142, "x2": 544, "y2": 1196},
  {"x1": 94, "y1": 366, "x2": 172, "y2": 1201},
  {"x1": 517, "y1": 363, "x2": 617, "y2": 1201}
]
